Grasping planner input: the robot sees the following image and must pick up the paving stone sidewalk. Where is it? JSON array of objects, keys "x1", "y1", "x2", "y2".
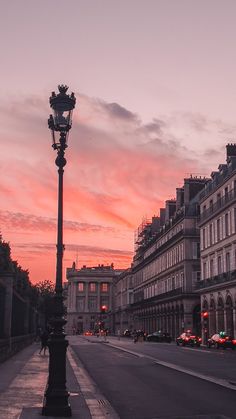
[{"x1": 0, "y1": 342, "x2": 91, "y2": 419}]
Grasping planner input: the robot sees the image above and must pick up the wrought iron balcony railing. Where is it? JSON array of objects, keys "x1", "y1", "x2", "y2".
[
  {"x1": 200, "y1": 188, "x2": 236, "y2": 223},
  {"x1": 196, "y1": 269, "x2": 236, "y2": 289}
]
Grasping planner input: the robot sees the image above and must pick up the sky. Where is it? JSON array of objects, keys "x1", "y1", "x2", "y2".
[{"x1": 1, "y1": 0, "x2": 236, "y2": 283}]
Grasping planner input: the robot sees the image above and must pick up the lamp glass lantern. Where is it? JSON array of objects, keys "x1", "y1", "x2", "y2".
[{"x1": 48, "y1": 85, "x2": 76, "y2": 149}]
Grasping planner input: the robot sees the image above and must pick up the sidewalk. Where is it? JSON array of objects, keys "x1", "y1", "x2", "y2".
[{"x1": 0, "y1": 341, "x2": 92, "y2": 419}]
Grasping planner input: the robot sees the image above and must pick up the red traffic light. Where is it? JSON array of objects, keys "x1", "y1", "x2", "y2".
[
  {"x1": 101, "y1": 305, "x2": 107, "y2": 313},
  {"x1": 202, "y1": 311, "x2": 208, "y2": 318}
]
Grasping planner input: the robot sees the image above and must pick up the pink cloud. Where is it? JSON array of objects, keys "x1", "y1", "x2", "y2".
[{"x1": 0, "y1": 92, "x2": 227, "y2": 283}]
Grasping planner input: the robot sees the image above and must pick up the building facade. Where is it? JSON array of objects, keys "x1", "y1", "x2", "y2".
[
  {"x1": 66, "y1": 263, "x2": 123, "y2": 334},
  {"x1": 113, "y1": 268, "x2": 134, "y2": 334},
  {"x1": 197, "y1": 144, "x2": 236, "y2": 339},
  {"x1": 125, "y1": 177, "x2": 209, "y2": 338}
]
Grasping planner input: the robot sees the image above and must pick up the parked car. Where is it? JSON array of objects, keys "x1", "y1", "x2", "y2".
[
  {"x1": 123, "y1": 329, "x2": 132, "y2": 337},
  {"x1": 207, "y1": 333, "x2": 236, "y2": 349},
  {"x1": 146, "y1": 331, "x2": 172, "y2": 343},
  {"x1": 176, "y1": 331, "x2": 202, "y2": 347},
  {"x1": 84, "y1": 330, "x2": 93, "y2": 336}
]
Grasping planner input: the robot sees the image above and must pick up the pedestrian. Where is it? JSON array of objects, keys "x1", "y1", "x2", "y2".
[
  {"x1": 117, "y1": 329, "x2": 121, "y2": 340},
  {"x1": 133, "y1": 330, "x2": 138, "y2": 343},
  {"x1": 39, "y1": 330, "x2": 49, "y2": 355}
]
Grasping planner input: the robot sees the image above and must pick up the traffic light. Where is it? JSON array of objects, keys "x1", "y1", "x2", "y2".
[
  {"x1": 101, "y1": 305, "x2": 107, "y2": 314},
  {"x1": 202, "y1": 311, "x2": 209, "y2": 329}
]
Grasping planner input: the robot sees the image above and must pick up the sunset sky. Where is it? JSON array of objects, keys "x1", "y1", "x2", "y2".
[{"x1": 1, "y1": 0, "x2": 236, "y2": 283}]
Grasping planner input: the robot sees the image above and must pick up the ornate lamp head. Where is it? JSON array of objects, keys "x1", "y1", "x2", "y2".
[{"x1": 48, "y1": 85, "x2": 76, "y2": 149}]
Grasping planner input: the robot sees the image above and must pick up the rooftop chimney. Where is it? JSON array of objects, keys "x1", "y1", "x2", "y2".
[
  {"x1": 160, "y1": 208, "x2": 166, "y2": 226},
  {"x1": 226, "y1": 143, "x2": 236, "y2": 159},
  {"x1": 165, "y1": 200, "x2": 176, "y2": 222},
  {"x1": 176, "y1": 187, "x2": 184, "y2": 210}
]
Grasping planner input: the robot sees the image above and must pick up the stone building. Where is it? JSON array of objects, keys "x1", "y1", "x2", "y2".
[
  {"x1": 113, "y1": 268, "x2": 134, "y2": 334},
  {"x1": 66, "y1": 263, "x2": 123, "y2": 334},
  {"x1": 129, "y1": 176, "x2": 209, "y2": 338},
  {"x1": 197, "y1": 144, "x2": 236, "y2": 339}
]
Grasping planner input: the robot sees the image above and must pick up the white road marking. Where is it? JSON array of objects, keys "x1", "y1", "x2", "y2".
[
  {"x1": 106, "y1": 343, "x2": 236, "y2": 391},
  {"x1": 181, "y1": 346, "x2": 211, "y2": 353},
  {"x1": 153, "y1": 359, "x2": 236, "y2": 391}
]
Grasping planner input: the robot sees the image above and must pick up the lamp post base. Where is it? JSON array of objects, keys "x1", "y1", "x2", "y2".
[
  {"x1": 42, "y1": 398, "x2": 71, "y2": 417},
  {"x1": 42, "y1": 335, "x2": 71, "y2": 417}
]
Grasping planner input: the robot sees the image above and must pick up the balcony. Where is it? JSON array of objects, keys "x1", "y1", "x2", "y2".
[
  {"x1": 200, "y1": 189, "x2": 236, "y2": 224},
  {"x1": 132, "y1": 287, "x2": 184, "y2": 306},
  {"x1": 196, "y1": 270, "x2": 236, "y2": 290}
]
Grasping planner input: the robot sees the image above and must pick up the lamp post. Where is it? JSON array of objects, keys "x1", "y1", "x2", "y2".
[{"x1": 42, "y1": 85, "x2": 76, "y2": 417}]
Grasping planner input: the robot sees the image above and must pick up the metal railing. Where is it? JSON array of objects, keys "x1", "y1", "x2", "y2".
[
  {"x1": 200, "y1": 189, "x2": 236, "y2": 222},
  {"x1": 196, "y1": 270, "x2": 236, "y2": 289}
]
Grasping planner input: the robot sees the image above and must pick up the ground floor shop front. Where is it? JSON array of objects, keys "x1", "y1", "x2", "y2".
[
  {"x1": 199, "y1": 282, "x2": 236, "y2": 341},
  {"x1": 119, "y1": 292, "x2": 201, "y2": 339}
]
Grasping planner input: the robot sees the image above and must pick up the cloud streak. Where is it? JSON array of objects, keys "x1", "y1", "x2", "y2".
[{"x1": 0, "y1": 210, "x2": 116, "y2": 234}]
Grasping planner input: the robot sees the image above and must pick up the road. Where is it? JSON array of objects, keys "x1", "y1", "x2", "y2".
[{"x1": 69, "y1": 335, "x2": 236, "y2": 418}]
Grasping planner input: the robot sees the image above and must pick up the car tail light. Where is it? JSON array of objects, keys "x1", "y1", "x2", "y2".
[
  {"x1": 232, "y1": 340, "x2": 236, "y2": 344},
  {"x1": 219, "y1": 338, "x2": 225, "y2": 343},
  {"x1": 199, "y1": 338, "x2": 202, "y2": 341},
  {"x1": 185, "y1": 337, "x2": 189, "y2": 341}
]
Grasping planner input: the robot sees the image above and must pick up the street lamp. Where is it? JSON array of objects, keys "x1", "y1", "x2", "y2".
[{"x1": 42, "y1": 85, "x2": 76, "y2": 417}]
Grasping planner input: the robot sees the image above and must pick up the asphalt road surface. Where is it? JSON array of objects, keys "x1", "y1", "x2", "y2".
[{"x1": 69, "y1": 336, "x2": 236, "y2": 419}]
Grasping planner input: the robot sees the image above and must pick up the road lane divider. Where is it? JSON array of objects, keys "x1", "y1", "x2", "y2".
[
  {"x1": 153, "y1": 359, "x2": 236, "y2": 391},
  {"x1": 106, "y1": 342, "x2": 236, "y2": 392}
]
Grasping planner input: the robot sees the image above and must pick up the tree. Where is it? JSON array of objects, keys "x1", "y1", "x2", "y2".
[{"x1": 34, "y1": 280, "x2": 55, "y2": 328}]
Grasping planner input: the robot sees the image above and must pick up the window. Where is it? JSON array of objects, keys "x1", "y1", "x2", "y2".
[
  {"x1": 225, "y1": 187, "x2": 229, "y2": 201},
  {"x1": 217, "y1": 219, "x2": 220, "y2": 241},
  {"x1": 192, "y1": 271, "x2": 201, "y2": 282},
  {"x1": 210, "y1": 259, "x2": 214, "y2": 277},
  {"x1": 192, "y1": 242, "x2": 198, "y2": 259},
  {"x1": 226, "y1": 252, "x2": 230, "y2": 272},
  {"x1": 209, "y1": 224, "x2": 213, "y2": 245},
  {"x1": 217, "y1": 256, "x2": 222, "y2": 275},
  {"x1": 78, "y1": 282, "x2": 84, "y2": 292},
  {"x1": 89, "y1": 282, "x2": 96, "y2": 292},
  {"x1": 77, "y1": 298, "x2": 84, "y2": 311},
  {"x1": 225, "y1": 213, "x2": 229, "y2": 236},
  {"x1": 209, "y1": 199, "x2": 213, "y2": 213},
  {"x1": 203, "y1": 228, "x2": 206, "y2": 248},
  {"x1": 101, "y1": 283, "x2": 108, "y2": 292},
  {"x1": 203, "y1": 262, "x2": 207, "y2": 279},
  {"x1": 197, "y1": 243, "x2": 200, "y2": 258},
  {"x1": 88, "y1": 298, "x2": 97, "y2": 311}
]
